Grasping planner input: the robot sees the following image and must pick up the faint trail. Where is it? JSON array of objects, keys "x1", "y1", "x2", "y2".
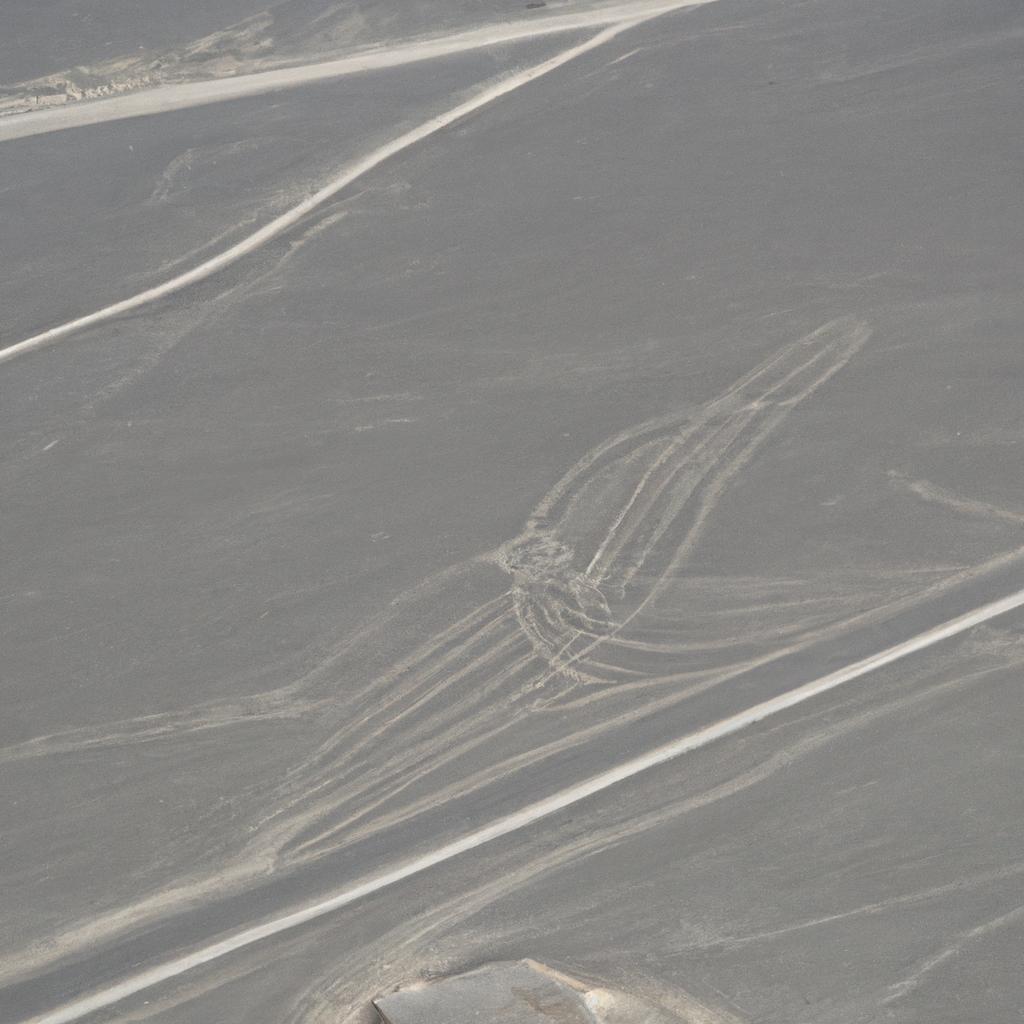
[
  {"x1": 0, "y1": 591, "x2": 512, "y2": 768},
  {"x1": 0, "y1": 16, "x2": 651, "y2": 367},
  {"x1": 712, "y1": 860, "x2": 1024, "y2": 952},
  {"x1": 24, "y1": 582, "x2": 1024, "y2": 1024},
  {"x1": 884, "y1": 902, "x2": 1024, "y2": 1004},
  {"x1": 0, "y1": 696, "x2": 318, "y2": 766},
  {"x1": 888, "y1": 470, "x2": 1024, "y2": 526}
]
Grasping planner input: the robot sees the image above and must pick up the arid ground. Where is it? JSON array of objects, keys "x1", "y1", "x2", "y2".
[{"x1": 2, "y1": 1, "x2": 1023, "y2": 1022}]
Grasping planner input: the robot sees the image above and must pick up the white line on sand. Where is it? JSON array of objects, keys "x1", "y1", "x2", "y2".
[
  {"x1": 27, "y1": 584, "x2": 1024, "y2": 1024},
  {"x1": 0, "y1": 6, "x2": 709, "y2": 368},
  {"x1": 0, "y1": 1, "x2": 708, "y2": 143}
]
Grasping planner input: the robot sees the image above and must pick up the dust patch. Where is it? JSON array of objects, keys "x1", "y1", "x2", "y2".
[
  {"x1": 147, "y1": 139, "x2": 263, "y2": 205},
  {"x1": 372, "y1": 958, "x2": 717, "y2": 1023}
]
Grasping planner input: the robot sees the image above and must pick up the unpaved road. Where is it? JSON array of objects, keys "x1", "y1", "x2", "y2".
[{"x1": 2, "y1": 1, "x2": 1024, "y2": 1023}]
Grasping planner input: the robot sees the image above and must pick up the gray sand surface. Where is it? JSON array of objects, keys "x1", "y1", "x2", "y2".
[{"x1": 2, "y1": 1, "x2": 1023, "y2": 1022}]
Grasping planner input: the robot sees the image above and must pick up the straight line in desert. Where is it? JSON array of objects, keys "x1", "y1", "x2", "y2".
[
  {"x1": 0, "y1": 1, "x2": 712, "y2": 144},
  {"x1": 25, "y1": 583, "x2": 1024, "y2": 1024}
]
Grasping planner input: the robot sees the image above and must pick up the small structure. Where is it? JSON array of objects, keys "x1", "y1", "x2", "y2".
[{"x1": 373, "y1": 959, "x2": 687, "y2": 1023}]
